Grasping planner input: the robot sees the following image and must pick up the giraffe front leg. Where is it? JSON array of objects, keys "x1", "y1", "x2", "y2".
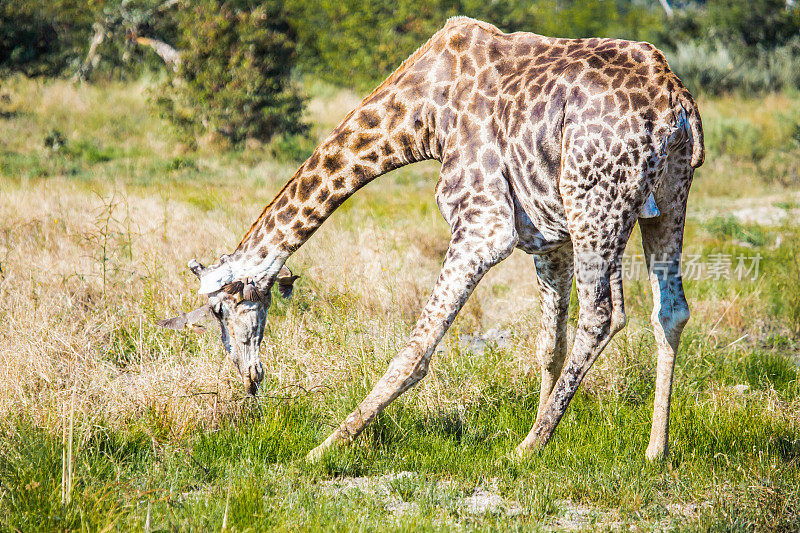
[
  {"x1": 532, "y1": 243, "x2": 573, "y2": 423},
  {"x1": 306, "y1": 233, "x2": 515, "y2": 462}
]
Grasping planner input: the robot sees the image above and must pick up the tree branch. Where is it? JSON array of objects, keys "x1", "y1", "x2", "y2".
[
  {"x1": 135, "y1": 37, "x2": 181, "y2": 71},
  {"x1": 657, "y1": 0, "x2": 674, "y2": 18},
  {"x1": 74, "y1": 23, "x2": 106, "y2": 81}
]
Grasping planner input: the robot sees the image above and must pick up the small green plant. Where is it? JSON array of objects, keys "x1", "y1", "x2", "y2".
[
  {"x1": 43, "y1": 129, "x2": 67, "y2": 152},
  {"x1": 705, "y1": 216, "x2": 767, "y2": 247},
  {"x1": 165, "y1": 155, "x2": 198, "y2": 172},
  {"x1": 388, "y1": 473, "x2": 419, "y2": 502},
  {"x1": 65, "y1": 139, "x2": 118, "y2": 163}
]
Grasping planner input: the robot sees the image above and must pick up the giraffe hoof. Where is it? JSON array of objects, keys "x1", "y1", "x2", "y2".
[
  {"x1": 645, "y1": 445, "x2": 668, "y2": 462},
  {"x1": 305, "y1": 445, "x2": 327, "y2": 463},
  {"x1": 514, "y1": 441, "x2": 544, "y2": 458}
]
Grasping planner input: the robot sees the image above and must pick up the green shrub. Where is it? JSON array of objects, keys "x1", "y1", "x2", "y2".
[
  {"x1": 0, "y1": 0, "x2": 92, "y2": 77},
  {"x1": 155, "y1": 0, "x2": 307, "y2": 146},
  {"x1": 705, "y1": 117, "x2": 768, "y2": 161},
  {"x1": 705, "y1": 216, "x2": 767, "y2": 247}
]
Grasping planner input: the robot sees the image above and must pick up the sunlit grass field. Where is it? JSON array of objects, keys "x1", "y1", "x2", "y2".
[{"x1": 1, "y1": 77, "x2": 799, "y2": 530}]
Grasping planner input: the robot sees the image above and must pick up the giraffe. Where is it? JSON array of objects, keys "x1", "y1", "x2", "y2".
[{"x1": 158, "y1": 16, "x2": 704, "y2": 463}]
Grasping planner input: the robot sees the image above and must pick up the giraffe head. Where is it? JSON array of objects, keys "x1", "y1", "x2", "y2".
[{"x1": 157, "y1": 259, "x2": 298, "y2": 395}]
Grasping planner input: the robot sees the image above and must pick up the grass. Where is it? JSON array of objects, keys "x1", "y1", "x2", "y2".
[{"x1": 0, "y1": 76, "x2": 799, "y2": 530}]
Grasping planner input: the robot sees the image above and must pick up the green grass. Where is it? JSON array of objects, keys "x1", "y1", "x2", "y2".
[
  {"x1": 2, "y1": 350, "x2": 798, "y2": 531},
  {"x1": 1, "y1": 77, "x2": 799, "y2": 530}
]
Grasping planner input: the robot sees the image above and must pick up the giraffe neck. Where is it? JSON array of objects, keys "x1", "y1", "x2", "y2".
[{"x1": 203, "y1": 87, "x2": 441, "y2": 291}]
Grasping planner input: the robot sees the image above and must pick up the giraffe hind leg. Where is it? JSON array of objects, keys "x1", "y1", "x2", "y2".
[
  {"x1": 517, "y1": 244, "x2": 628, "y2": 454},
  {"x1": 642, "y1": 153, "x2": 693, "y2": 461},
  {"x1": 532, "y1": 242, "x2": 573, "y2": 423},
  {"x1": 516, "y1": 146, "x2": 642, "y2": 454}
]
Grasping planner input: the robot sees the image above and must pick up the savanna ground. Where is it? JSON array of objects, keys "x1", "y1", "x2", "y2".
[{"x1": 1, "y1": 76, "x2": 799, "y2": 531}]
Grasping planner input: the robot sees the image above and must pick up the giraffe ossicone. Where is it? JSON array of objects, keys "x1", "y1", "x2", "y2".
[
  {"x1": 195, "y1": 261, "x2": 234, "y2": 294},
  {"x1": 158, "y1": 16, "x2": 703, "y2": 463}
]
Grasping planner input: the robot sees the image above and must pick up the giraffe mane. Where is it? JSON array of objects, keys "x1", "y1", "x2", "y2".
[
  {"x1": 360, "y1": 17, "x2": 502, "y2": 106},
  {"x1": 236, "y1": 18, "x2": 504, "y2": 251},
  {"x1": 235, "y1": 18, "x2": 464, "y2": 250}
]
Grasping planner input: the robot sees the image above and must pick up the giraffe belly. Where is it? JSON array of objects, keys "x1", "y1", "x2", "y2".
[{"x1": 513, "y1": 200, "x2": 569, "y2": 254}]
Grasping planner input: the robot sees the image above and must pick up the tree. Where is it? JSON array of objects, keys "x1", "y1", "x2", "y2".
[
  {"x1": 155, "y1": 0, "x2": 306, "y2": 145},
  {"x1": 0, "y1": 0, "x2": 92, "y2": 77}
]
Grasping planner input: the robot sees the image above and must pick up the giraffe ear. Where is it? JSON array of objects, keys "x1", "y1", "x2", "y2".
[
  {"x1": 156, "y1": 304, "x2": 210, "y2": 332},
  {"x1": 277, "y1": 265, "x2": 299, "y2": 299},
  {"x1": 188, "y1": 259, "x2": 206, "y2": 279}
]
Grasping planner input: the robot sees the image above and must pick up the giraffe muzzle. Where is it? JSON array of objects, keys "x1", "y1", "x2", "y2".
[
  {"x1": 249, "y1": 361, "x2": 265, "y2": 384},
  {"x1": 241, "y1": 361, "x2": 264, "y2": 396}
]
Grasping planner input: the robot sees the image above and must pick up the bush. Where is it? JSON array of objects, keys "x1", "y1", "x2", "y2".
[
  {"x1": 666, "y1": 38, "x2": 800, "y2": 96},
  {"x1": 0, "y1": 0, "x2": 92, "y2": 77},
  {"x1": 285, "y1": 0, "x2": 665, "y2": 90},
  {"x1": 155, "y1": 0, "x2": 307, "y2": 146}
]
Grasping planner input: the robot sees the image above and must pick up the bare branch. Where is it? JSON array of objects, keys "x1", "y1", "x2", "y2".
[
  {"x1": 74, "y1": 23, "x2": 106, "y2": 81},
  {"x1": 135, "y1": 37, "x2": 181, "y2": 71},
  {"x1": 657, "y1": 0, "x2": 674, "y2": 17}
]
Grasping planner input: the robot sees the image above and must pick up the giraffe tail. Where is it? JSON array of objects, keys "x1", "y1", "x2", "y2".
[{"x1": 676, "y1": 90, "x2": 704, "y2": 169}]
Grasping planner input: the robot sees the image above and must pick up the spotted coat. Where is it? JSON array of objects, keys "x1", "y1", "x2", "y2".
[{"x1": 177, "y1": 17, "x2": 704, "y2": 462}]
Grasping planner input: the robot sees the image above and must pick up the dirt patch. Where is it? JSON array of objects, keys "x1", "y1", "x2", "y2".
[
  {"x1": 693, "y1": 193, "x2": 800, "y2": 226},
  {"x1": 322, "y1": 472, "x2": 521, "y2": 516},
  {"x1": 322, "y1": 473, "x2": 705, "y2": 529}
]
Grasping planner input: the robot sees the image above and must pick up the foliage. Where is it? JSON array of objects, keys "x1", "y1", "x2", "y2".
[
  {"x1": 705, "y1": 0, "x2": 800, "y2": 49},
  {"x1": 284, "y1": 0, "x2": 664, "y2": 90},
  {"x1": 656, "y1": 0, "x2": 800, "y2": 95},
  {"x1": 665, "y1": 37, "x2": 800, "y2": 96},
  {"x1": 76, "y1": 0, "x2": 182, "y2": 80},
  {"x1": 0, "y1": 0, "x2": 180, "y2": 79},
  {"x1": 3, "y1": 0, "x2": 799, "y2": 97},
  {"x1": 0, "y1": 0, "x2": 93, "y2": 77},
  {"x1": 154, "y1": 0, "x2": 307, "y2": 145}
]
